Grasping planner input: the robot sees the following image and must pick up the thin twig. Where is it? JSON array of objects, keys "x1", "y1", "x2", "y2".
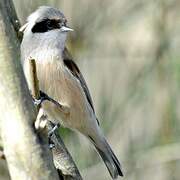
[{"x1": 29, "y1": 58, "x2": 40, "y2": 110}]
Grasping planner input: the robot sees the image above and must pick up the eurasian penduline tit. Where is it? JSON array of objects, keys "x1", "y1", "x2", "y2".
[{"x1": 20, "y1": 6, "x2": 123, "y2": 179}]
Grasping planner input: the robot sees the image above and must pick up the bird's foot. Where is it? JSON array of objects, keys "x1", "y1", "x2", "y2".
[
  {"x1": 48, "y1": 123, "x2": 60, "y2": 138},
  {"x1": 33, "y1": 91, "x2": 51, "y2": 106},
  {"x1": 48, "y1": 123, "x2": 60, "y2": 149}
]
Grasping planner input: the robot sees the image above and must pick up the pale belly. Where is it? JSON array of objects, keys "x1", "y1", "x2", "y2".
[{"x1": 26, "y1": 58, "x2": 92, "y2": 130}]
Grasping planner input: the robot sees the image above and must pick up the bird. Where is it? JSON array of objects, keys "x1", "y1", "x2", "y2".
[{"x1": 20, "y1": 6, "x2": 123, "y2": 179}]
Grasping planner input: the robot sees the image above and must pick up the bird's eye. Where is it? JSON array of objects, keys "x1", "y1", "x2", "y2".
[
  {"x1": 46, "y1": 20, "x2": 53, "y2": 29},
  {"x1": 57, "y1": 20, "x2": 64, "y2": 27}
]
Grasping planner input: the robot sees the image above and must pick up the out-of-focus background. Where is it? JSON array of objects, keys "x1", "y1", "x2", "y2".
[{"x1": 1, "y1": 0, "x2": 180, "y2": 179}]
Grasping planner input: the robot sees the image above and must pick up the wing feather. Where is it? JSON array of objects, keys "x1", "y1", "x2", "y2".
[{"x1": 62, "y1": 47, "x2": 95, "y2": 113}]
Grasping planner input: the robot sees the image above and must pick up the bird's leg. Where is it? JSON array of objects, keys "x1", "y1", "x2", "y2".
[
  {"x1": 48, "y1": 123, "x2": 60, "y2": 137},
  {"x1": 48, "y1": 122, "x2": 60, "y2": 149},
  {"x1": 33, "y1": 91, "x2": 70, "y2": 114},
  {"x1": 33, "y1": 91, "x2": 53, "y2": 106},
  {"x1": 35, "y1": 108, "x2": 60, "y2": 149},
  {"x1": 33, "y1": 91, "x2": 68, "y2": 148}
]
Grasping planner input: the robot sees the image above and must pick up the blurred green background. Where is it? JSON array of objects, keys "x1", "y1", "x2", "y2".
[{"x1": 1, "y1": 0, "x2": 180, "y2": 179}]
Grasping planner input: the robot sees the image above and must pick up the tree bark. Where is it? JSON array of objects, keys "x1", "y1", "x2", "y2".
[
  {"x1": 0, "y1": 0, "x2": 59, "y2": 179},
  {"x1": 47, "y1": 122, "x2": 82, "y2": 180}
]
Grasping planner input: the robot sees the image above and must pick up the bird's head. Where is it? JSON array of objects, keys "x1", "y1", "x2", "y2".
[{"x1": 20, "y1": 6, "x2": 73, "y2": 54}]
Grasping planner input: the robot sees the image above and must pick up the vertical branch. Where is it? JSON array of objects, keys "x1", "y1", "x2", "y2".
[
  {"x1": 47, "y1": 121, "x2": 83, "y2": 180},
  {"x1": 0, "y1": 0, "x2": 59, "y2": 179}
]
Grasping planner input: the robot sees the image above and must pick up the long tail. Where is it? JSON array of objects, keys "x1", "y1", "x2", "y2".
[{"x1": 88, "y1": 135, "x2": 123, "y2": 179}]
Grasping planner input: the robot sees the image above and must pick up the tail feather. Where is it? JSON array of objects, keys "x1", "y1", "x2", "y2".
[
  {"x1": 88, "y1": 136, "x2": 123, "y2": 179},
  {"x1": 96, "y1": 145, "x2": 123, "y2": 179}
]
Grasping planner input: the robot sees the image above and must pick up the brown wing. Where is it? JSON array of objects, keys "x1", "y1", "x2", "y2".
[{"x1": 62, "y1": 47, "x2": 95, "y2": 113}]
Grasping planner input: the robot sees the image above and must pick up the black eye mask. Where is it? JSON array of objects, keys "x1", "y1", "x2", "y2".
[{"x1": 32, "y1": 19, "x2": 61, "y2": 33}]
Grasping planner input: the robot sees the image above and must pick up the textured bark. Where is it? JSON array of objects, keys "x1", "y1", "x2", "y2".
[
  {"x1": 47, "y1": 122, "x2": 83, "y2": 180},
  {"x1": 0, "y1": 0, "x2": 59, "y2": 179}
]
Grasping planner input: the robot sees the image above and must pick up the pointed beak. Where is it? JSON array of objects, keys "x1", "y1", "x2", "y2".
[{"x1": 60, "y1": 26, "x2": 74, "y2": 32}]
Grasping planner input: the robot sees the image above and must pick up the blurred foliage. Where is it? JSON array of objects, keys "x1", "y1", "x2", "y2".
[{"x1": 1, "y1": 0, "x2": 180, "y2": 179}]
